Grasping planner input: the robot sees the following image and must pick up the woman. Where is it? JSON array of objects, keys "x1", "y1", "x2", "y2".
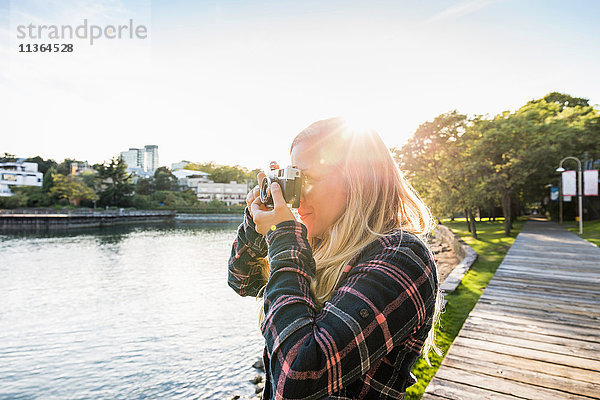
[{"x1": 228, "y1": 117, "x2": 441, "y2": 399}]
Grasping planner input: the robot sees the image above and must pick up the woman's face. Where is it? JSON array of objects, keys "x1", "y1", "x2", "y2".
[{"x1": 291, "y1": 140, "x2": 348, "y2": 238}]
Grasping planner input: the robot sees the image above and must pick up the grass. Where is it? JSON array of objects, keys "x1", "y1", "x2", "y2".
[
  {"x1": 405, "y1": 217, "x2": 525, "y2": 400},
  {"x1": 563, "y1": 219, "x2": 600, "y2": 247}
]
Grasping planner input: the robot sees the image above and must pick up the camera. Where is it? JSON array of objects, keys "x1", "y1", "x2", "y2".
[{"x1": 260, "y1": 164, "x2": 303, "y2": 208}]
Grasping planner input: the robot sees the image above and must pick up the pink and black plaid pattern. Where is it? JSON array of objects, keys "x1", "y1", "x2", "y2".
[
  {"x1": 228, "y1": 210, "x2": 438, "y2": 399},
  {"x1": 228, "y1": 209, "x2": 269, "y2": 296}
]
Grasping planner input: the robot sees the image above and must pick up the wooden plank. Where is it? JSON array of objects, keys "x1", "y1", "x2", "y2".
[
  {"x1": 492, "y1": 264, "x2": 600, "y2": 282},
  {"x1": 479, "y1": 292, "x2": 600, "y2": 317},
  {"x1": 475, "y1": 299, "x2": 600, "y2": 324},
  {"x1": 513, "y1": 255, "x2": 600, "y2": 261},
  {"x1": 465, "y1": 313, "x2": 600, "y2": 344},
  {"x1": 503, "y1": 256, "x2": 598, "y2": 274},
  {"x1": 483, "y1": 278, "x2": 600, "y2": 300},
  {"x1": 421, "y1": 393, "x2": 453, "y2": 400},
  {"x1": 481, "y1": 288, "x2": 600, "y2": 311},
  {"x1": 449, "y1": 343, "x2": 600, "y2": 385},
  {"x1": 498, "y1": 264, "x2": 600, "y2": 275},
  {"x1": 490, "y1": 273, "x2": 599, "y2": 292},
  {"x1": 483, "y1": 285, "x2": 600, "y2": 305},
  {"x1": 462, "y1": 318, "x2": 600, "y2": 352},
  {"x1": 507, "y1": 246, "x2": 600, "y2": 253},
  {"x1": 425, "y1": 377, "x2": 521, "y2": 400},
  {"x1": 512, "y1": 244, "x2": 600, "y2": 253},
  {"x1": 452, "y1": 336, "x2": 600, "y2": 371},
  {"x1": 472, "y1": 302, "x2": 600, "y2": 330},
  {"x1": 442, "y1": 354, "x2": 600, "y2": 397},
  {"x1": 505, "y1": 249, "x2": 600, "y2": 261},
  {"x1": 458, "y1": 329, "x2": 600, "y2": 361},
  {"x1": 434, "y1": 366, "x2": 592, "y2": 400},
  {"x1": 492, "y1": 271, "x2": 598, "y2": 284}
]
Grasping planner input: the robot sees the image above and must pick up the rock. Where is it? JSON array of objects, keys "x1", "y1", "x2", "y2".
[
  {"x1": 230, "y1": 396, "x2": 240, "y2": 400},
  {"x1": 252, "y1": 359, "x2": 265, "y2": 371},
  {"x1": 255, "y1": 382, "x2": 265, "y2": 394},
  {"x1": 250, "y1": 374, "x2": 263, "y2": 384}
]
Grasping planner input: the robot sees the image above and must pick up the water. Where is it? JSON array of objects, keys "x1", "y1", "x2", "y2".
[{"x1": 0, "y1": 222, "x2": 266, "y2": 399}]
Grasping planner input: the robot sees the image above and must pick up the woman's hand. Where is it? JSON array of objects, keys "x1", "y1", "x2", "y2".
[
  {"x1": 251, "y1": 182, "x2": 296, "y2": 235},
  {"x1": 246, "y1": 172, "x2": 266, "y2": 218}
]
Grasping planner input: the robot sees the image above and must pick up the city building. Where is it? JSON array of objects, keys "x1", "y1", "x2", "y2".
[
  {"x1": 172, "y1": 169, "x2": 211, "y2": 192},
  {"x1": 197, "y1": 181, "x2": 248, "y2": 205},
  {"x1": 119, "y1": 145, "x2": 160, "y2": 175},
  {"x1": 120, "y1": 148, "x2": 144, "y2": 170},
  {"x1": 144, "y1": 145, "x2": 159, "y2": 172},
  {"x1": 0, "y1": 160, "x2": 44, "y2": 197}
]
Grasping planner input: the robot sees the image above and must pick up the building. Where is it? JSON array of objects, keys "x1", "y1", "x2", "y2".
[
  {"x1": 172, "y1": 169, "x2": 211, "y2": 192},
  {"x1": 70, "y1": 161, "x2": 95, "y2": 176},
  {"x1": 120, "y1": 148, "x2": 145, "y2": 170},
  {"x1": 197, "y1": 181, "x2": 248, "y2": 205},
  {"x1": 119, "y1": 145, "x2": 160, "y2": 175},
  {"x1": 144, "y1": 145, "x2": 159, "y2": 172},
  {"x1": 0, "y1": 161, "x2": 44, "y2": 197}
]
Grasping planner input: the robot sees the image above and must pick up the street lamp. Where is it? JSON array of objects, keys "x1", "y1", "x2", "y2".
[{"x1": 556, "y1": 156, "x2": 583, "y2": 235}]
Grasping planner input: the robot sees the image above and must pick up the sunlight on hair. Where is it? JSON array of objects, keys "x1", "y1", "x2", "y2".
[
  {"x1": 338, "y1": 113, "x2": 377, "y2": 137},
  {"x1": 318, "y1": 146, "x2": 344, "y2": 167}
]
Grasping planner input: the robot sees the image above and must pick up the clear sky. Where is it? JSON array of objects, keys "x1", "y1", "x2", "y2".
[{"x1": 2, "y1": 0, "x2": 599, "y2": 171}]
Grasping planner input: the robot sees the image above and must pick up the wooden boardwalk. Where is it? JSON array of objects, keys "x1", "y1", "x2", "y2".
[{"x1": 423, "y1": 219, "x2": 600, "y2": 400}]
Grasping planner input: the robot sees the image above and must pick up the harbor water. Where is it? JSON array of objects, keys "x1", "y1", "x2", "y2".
[{"x1": 0, "y1": 222, "x2": 265, "y2": 399}]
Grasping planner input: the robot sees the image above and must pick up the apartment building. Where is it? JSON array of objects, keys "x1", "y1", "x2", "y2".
[
  {"x1": 0, "y1": 161, "x2": 44, "y2": 197},
  {"x1": 197, "y1": 181, "x2": 248, "y2": 205}
]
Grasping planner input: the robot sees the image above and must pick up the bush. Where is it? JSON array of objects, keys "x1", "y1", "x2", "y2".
[
  {"x1": 132, "y1": 194, "x2": 153, "y2": 209},
  {"x1": 0, "y1": 192, "x2": 28, "y2": 209},
  {"x1": 11, "y1": 186, "x2": 53, "y2": 207}
]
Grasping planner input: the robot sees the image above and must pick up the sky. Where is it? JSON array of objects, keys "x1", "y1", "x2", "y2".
[{"x1": 2, "y1": 0, "x2": 599, "y2": 171}]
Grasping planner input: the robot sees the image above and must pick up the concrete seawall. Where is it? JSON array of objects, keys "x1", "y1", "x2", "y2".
[
  {"x1": 175, "y1": 213, "x2": 244, "y2": 223},
  {"x1": 0, "y1": 210, "x2": 176, "y2": 231}
]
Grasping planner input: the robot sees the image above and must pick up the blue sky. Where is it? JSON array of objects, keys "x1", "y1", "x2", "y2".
[{"x1": 2, "y1": 0, "x2": 599, "y2": 170}]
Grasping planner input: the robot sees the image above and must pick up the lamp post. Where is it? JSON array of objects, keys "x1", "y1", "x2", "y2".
[{"x1": 556, "y1": 156, "x2": 583, "y2": 235}]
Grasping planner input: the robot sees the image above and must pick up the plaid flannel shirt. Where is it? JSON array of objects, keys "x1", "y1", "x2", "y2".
[{"x1": 228, "y1": 208, "x2": 438, "y2": 400}]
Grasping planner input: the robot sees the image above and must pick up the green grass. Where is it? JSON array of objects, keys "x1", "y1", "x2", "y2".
[
  {"x1": 405, "y1": 217, "x2": 525, "y2": 399},
  {"x1": 563, "y1": 219, "x2": 600, "y2": 247}
]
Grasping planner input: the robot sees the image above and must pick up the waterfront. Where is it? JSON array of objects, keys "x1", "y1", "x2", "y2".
[{"x1": 0, "y1": 222, "x2": 264, "y2": 399}]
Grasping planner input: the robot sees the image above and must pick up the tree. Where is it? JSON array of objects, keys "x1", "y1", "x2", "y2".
[
  {"x1": 153, "y1": 167, "x2": 179, "y2": 191},
  {"x1": 95, "y1": 157, "x2": 134, "y2": 207},
  {"x1": 394, "y1": 111, "x2": 484, "y2": 238},
  {"x1": 0, "y1": 153, "x2": 17, "y2": 162},
  {"x1": 26, "y1": 156, "x2": 58, "y2": 174},
  {"x1": 56, "y1": 158, "x2": 85, "y2": 176},
  {"x1": 135, "y1": 177, "x2": 154, "y2": 196},
  {"x1": 531, "y1": 92, "x2": 589, "y2": 111},
  {"x1": 394, "y1": 93, "x2": 599, "y2": 237},
  {"x1": 185, "y1": 162, "x2": 260, "y2": 186},
  {"x1": 49, "y1": 174, "x2": 96, "y2": 206},
  {"x1": 42, "y1": 167, "x2": 57, "y2": 193},
  {"x1": 468, "y1": 93, "x2": 598, "y2": 235}
]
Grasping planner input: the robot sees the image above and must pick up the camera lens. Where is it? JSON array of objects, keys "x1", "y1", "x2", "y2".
[{"x1": 259, "y1": 176, "x2": 273, "y2": 205}]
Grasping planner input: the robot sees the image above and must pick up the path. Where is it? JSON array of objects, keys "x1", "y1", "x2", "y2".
[{"x1": 422, "y1": 219, "x2": 600, "y2": 400}]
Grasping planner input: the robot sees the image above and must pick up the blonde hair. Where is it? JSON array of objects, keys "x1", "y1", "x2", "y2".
[{"x1": 256, "y1": 117, "x2": 442, "y2": 364}]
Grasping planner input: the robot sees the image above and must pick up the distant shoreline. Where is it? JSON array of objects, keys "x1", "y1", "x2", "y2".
[{"x1": 0, "y1": 209, "x2": 243, "y2": 231}]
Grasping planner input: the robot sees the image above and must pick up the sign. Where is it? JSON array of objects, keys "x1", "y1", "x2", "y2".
[
  {"x1": 550, "y1": 186, "x2": 559, "y2": 201},
  {"x1": 563, "y1": 196, "x2": 572, "y2": 202},
  {"x1": 584, "y1": 170, "x2": 599, "y2": 196},
  {"x1": 561, "y1": 170, "x2": 577, "y2": 196}
]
